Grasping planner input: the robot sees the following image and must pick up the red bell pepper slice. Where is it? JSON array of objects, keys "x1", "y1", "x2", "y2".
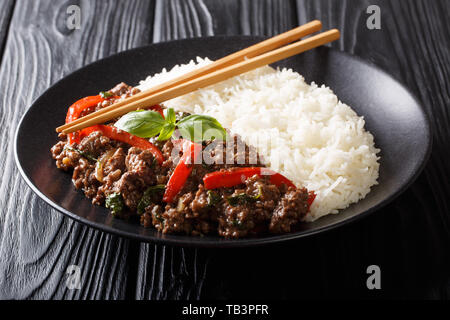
[
  {"x1": 65, "y1": 95, "x2": 105, "y2": 123},
  {"x1": 79, "y1": 125, "x2": 164, "y2": 164},
  {"x1": 66, "y1": 95, "x2": 105, "y2": 144},
  {"x1": 203, "y1": 167, "x2": 297, "y2": 189},
  {"x1": 203, "y1": 167, "x2": 316, "y2": 211},
  {"x1": 163, "y1": 140, "x2": 202, "y2": 203}
]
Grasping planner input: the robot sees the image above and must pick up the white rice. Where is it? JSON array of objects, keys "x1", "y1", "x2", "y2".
[{"x1": 137, "y1": 57, "x2": 380, "y2": 221}]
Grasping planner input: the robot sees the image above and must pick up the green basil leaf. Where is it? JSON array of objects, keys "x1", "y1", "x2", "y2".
[
  {"x1": 207, "y1": 190, "x2": 221, "y2": 207},
  {"x1": 114, "y1": 110, "x2": 165, "y2": 138},
  {"x1": 157, "y1": 123, "x2": 176, "y2": 141},
  {"x1": 99, "y1": 91, "x2": 113, "y2": 99},
  {"x1": 137, "y1": 185, "x2": 165, "y2": 215},
  {"x1": 176, "y1": 114, "x2": 226, "y2": 143},
  {"x1": 105, "y1": 193, "x2": 124, "y2": 216},
  {"x1": 164, "y1": 108, "x2": 176, "y2": 124}
]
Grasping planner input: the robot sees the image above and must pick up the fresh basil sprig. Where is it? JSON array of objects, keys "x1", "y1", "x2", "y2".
[
  {"x1": 114, "y1": 107, "x2": 226, "y2": 143},
  {"x1": 164, "y1": 108, "x2": 176, "y2": 124},
  {"x1": 115, "y1": 110, "x2": 166, "y2": 138},
  {"x1": 177, "y1": 114, "x2": 226, "y2": 143}
]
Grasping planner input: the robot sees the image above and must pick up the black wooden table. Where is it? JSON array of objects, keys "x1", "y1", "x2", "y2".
[{"x1": 0, "y1": 0, "x2": 448, "y2": 300}]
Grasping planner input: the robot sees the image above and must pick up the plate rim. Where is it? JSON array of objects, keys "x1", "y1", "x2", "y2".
[{"x1": 14, "y1": 35, "x2": 433, "y2": 248}]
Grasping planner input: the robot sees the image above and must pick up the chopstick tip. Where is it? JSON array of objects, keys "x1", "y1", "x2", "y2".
[
  {"x1": 312, "y1": 20, "x2": 322, "y2": 28},
  {"x1": 333, "y1": 29, "x2": 341, "y2": 39}
]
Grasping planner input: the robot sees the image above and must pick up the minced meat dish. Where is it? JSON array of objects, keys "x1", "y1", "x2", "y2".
[{"x1": 51, "y1": 83, "x2": 315, "y2": 238}]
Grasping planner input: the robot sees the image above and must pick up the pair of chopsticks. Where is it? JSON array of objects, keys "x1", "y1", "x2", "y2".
[{"x1": 57, "y1": 20, "x2": 339, "y2": 134}]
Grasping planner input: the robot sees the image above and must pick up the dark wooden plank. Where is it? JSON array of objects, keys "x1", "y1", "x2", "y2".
[
  {"x1": 0, "y1": 0, "x2": 15, "y2": 62},
  {"x1": 136, "y1": 0, "x2": 450, "y2": 299},
  {"x1": 0, "y1": 0, "x2": 155, "y2": 299},
  {"x1": 152, "y1": 0, "x2": 298, "y2": 42},
  {"x1": 296, "y1": 0, "x2": 450, "y2": 298}
]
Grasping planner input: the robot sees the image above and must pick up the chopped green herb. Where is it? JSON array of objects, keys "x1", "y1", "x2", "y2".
[
  {"x1": 99, "y1": 91, "x2": 113, "y2": 99},
  {"x1": 114, "y1": 107, "x2": 226, "y2": 143},
  {"x1": 227, "y1": 193, "x2": 252, "y2": 206},
  {"x1": 65, "y1": 146, "x2": 97, "y2": 162},
  {"x1": 150, "y1": 158, "x2": 158, "y2": 169},
  {"x1": 227, "y1": 188, "x2": 262, "y2": 206},
  {"x1": 207, "y1": 190, "x2": 221, "y2": 207},
  {"x1": 105, "y1": 193, "x2": 124, "y2": 216},
  {"x1": 153, "y1": 211, "x2": 164, "y2": 223},
  {"x1": 137, "y1": 185, "x2": 166, "y2": 214}
]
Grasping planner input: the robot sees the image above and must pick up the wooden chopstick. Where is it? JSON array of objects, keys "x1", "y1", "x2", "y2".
[
  {"x1": 56, "y1": 20, "x2": 322, "y2": 133},
  {"x1": 61, "y1": 28, "x2": 339, "y2": 134}
]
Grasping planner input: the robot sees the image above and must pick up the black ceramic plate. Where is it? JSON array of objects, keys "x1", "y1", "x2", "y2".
[{"x1": 15, "y1": 36, "x2": 432, "y2": 247}]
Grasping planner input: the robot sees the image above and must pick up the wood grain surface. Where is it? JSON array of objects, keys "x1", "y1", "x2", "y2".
[
  {"x1": 0, "y1": 0, "x2": 448, "y2": 300},
  {"x1": 0, "y1": 0, "x2": 155, "y2": 300}
]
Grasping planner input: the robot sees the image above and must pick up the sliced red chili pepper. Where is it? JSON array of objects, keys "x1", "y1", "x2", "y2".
[
  {"x1": 65, "y1": 95, "x2": 105, "y2": 123},
  {"x1": 79, "y1": 125, "x2": 164, "y2": 164},
  {"x1": 163, "y1": 140, "x2": 202, "y2": 203},
  {"x1": 148, "y1": 104, "x2": 164, "y2": 118},
  {"x1": 307, "y1": 191, "x2": 316, "y2": 212},
  {"x1": 203, "y1": 167, "x2": 297, "y2": 190},
  {"x1": 66, "y1": 96, "x2": 161, "y2": 125},
  {"x1": 65, "y1": 93, "x2": 162, "y2": 145},
  {"x1": 65, "y1": 95, "x2": 105, "y2": 144}
]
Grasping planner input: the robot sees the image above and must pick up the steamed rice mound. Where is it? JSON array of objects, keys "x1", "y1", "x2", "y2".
[{"x1": 137, "y1": 57, "x2": 380, "y2": 221}]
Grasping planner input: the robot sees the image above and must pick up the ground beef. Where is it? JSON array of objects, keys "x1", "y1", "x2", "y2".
[
  {"x1": 202, "y1": 134, "x2": 265, "y2": 171},
  {"x1": 190, "y1": 185, "x2": 210, "y2": 214},
  {"x1": 94, "y1": 147, "x2": 126, "y2": 205},
  {"x1": 159, "y1": 207, "x2": 192, "y2": 234},
  {"x1": 78, "y1": 131, "x2": 112, "y2": 157},
  {"x1": 104, "y1": 148, "x2": 127, "y2": 177},
  {"x1": 216, "y1": 176, "x2": 283, "y2": 238},
  {"x1": 51, "y1": 82, "x2": 312, "y2": 238},
  {"x1": 112, "y1": 172, "x2": 146, "y2": 211},
  {"x1": 72, "y1": 158, "x2": 99, "y2": 199},
  {"x1": 126, "y1": 147, "x2": 156, "y2": 185},
  {"x1": 109, "y1": 82, "x2": 139, "y2": 97},
  {"x1": 269, "y1": 187, "x2": 310, "y2": 233}
]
